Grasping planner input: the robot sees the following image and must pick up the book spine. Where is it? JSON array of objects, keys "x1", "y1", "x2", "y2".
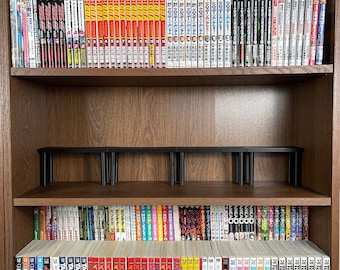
[
  {"x1": 85, "y1": 0, "x2": 93, "y2": 67},
  {"x1": 151, "y1": 205, "x2": 158, "y2": 240},
  {"x1": 154, "y1": 0, "x2": 161, "y2": 67},
  {"x1": 166, "y1": 0, "x2": 173, "y2": 67},
  {"x1": 210, "y1": 0, "x2": 218, "y2": 67},
  {"x1": 203, "y1": 0, "x2": 211, "y2": 67},
  {"x1": 191, "y1": 0, "x2": 198, "y2": 67},
  {"x1": 309, "y1": 0, "x2": 320, "y2": 65},
  {"x1": 296, "y1": 0, "x2": 305, "y2": 65},
  {"x1": 135, "y1": 205, "x2": 142, "y2": 240},
  {"x1": 137, "y1": 0, "x2": 143, "y2": 67},
  {"x1": 268, "y1": 205, "x2": 274, "y2": 240},
  {"x1": 303, "y1": 205, "x2": 309, "y2": 240},
  {"x1": 126, "y1": 0, "x2": 133, "y2": 67},
  {"x1": 160, "y1": 0, "x2": 166, "y2": 67},
  {"x1": 276, "y1": 0, "x2": 284, "y2": 66},
  {"x1": 290, "y1": 205, "x2": 297, "y2": 240},
  {"x1": 64, "y1": 0, "x2": 73, "y2": 67},
  {"x1": 255, "y1": 205, "x2": 262, "y2": 240},
  {"x1": 231, "y1": 0, "x2": 238, "y2": 66},
  {"x1": 238, "y1": 0, "x2": 245, "y2": 67},
  {"x1": 142, "y1": 0, "x2": 150, "y2": 67},
  {"x1": 288, "y1": 0, "x2": 298, "y2": 66},
  {"x1": 148, "y1": 0, "x2": 155, "y2": 67},
  {"x1": 259, "y1": 0, "x2": 267, "y2": 67},
  {"x1": 10, "y1": 0, "x2": 19, "y2": 67},
  {"x1": 197, "y1": 0, "x2": 204, "y2": 67},
  {"x1": 26, "y1": 0, "x2": 37, "y2": 68},
  {"x1": 141, "y1": 205, "x2": 147, "y2": 241},
  {"x1": 58, "y1": 0, "x2": 67, "y2": 67},
  {"x1": 315, "y1": 0, "x2": 326, "y2": 65},
  {"x1": 265, "y1": 0, "x2": 272, "y2": 65},
  {"x1": 78, "y1": 0, "x2": 88, "y2": 67},
  {"x1": 224, "y1": 0, "x2": 232, "y2": 67},
  {"x1": 302, "y1": 0, "x2": 313, "y2": 65},
  {"x1": 146, "y1": 205, "x2": 152, "y2": 240},
  {"x1": 114, "y1": 0, "x2": 121, "y2": 67},
  {"x1": 157, "y1": 205, "x2": 164, "y2": 241},
  {"x1": 162, "y1": 205, "x2": 170, "y2": 241},
  {"x1": 97, "y1": 0, "x2": 106, "y2": 68},
  {"x1": 282, "y1": 0, "x2": 291, "y2": 66},
  {"x1": 279, "y1": 205, "x2": 285, "y2": 240},
  {"x1": 270, "y1": 0, "x2": 278, "y2": 66},
  {"x1": 33, "y1": 0, "x2": 42, "y2": 67},
  {"x1": 273, "y1": 205, "x2": 280, "y2": 240},
  {"x1": 252, "y1": 0, "x2": 259, "y2": 66},
  {"x1": 216, "y1": 0, "x2": 224, "y2": 67},
  {"x1": 178, "y1": 0, "x2": 185, "y2": 67},
  {"x1": 51, "y1": 0, "x2": 60, "y2": 67},
  {"x1": 245, "y1": 0, "x2": 253, "y2": 67},
  {"x1": 185, "y1": 0, "x2": 192, "y2": 67},
  {"x1": 296, "y1": 205, "x2": 303, "y2": 241},
  {"x1": 285, "y1": 205, "x2": 291, "y2": 240}
]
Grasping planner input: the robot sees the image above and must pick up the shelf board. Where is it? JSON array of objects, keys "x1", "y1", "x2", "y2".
[
  {"x1": 11, "y1": 65, "x2": 333, "y2": 87},
  {"x1": 13, "y1": 181, "x2": 331, "y2": 206}
]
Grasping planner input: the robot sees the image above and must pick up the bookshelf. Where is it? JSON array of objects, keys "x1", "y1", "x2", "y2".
[{"x1": 0, "y1": 1, "x2": 339, "y2": 270}]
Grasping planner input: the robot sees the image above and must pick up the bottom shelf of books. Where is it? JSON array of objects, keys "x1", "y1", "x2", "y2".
[
  {"x1": 16, "y1": 239, "x2": 330, "y2": 270},
  {"x1": 15, "y1": 204, "x2": 331, "y2": 269}
]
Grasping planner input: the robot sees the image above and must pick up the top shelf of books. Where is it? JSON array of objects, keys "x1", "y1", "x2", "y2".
[{"x1": 10, "y1": 0, "x2": 332, "y2": 74}]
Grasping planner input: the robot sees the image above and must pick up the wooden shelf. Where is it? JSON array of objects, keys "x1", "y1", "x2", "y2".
[
  {"x1": 11, "y1": 65, "x2": 333, "y2": 87},
  {"x1": 13, "y1": 181, "x2": 331, "y2": 206}
]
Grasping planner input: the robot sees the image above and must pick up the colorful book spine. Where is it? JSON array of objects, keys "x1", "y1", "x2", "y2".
[
  {"x1": 160, "y1": 0, "x2": 166, "y2": 67},
  {"x1": 151, "y1": 205, "x2": 158, "y2": 240},
  {"x1": 142, "y1": 0, "x2": 150, "y2": 67},
  {"x1": 137, "y1": 0, "x2": 144, "y2": 67},
  {"x1": 51, "y1": 0, "x2": 60, "y2": 68},
  {"x1": 78, "y1": 0, "x2": 87, "y2": 67},
  {"x1": 157, "y1": 205, "x2": 164, "y2": 241},
  {"x1": 146, "y1": 205, "x2": 153, "y2": 240},
  {"x1": 285, "y1": 205, "x2": 291, "y2": 240},
  {"x1": 154, "y1": 0, "x2": 162, "y2": 68},
  {"x1": 315, "y1": 0, "x2": 326, "y2": 65},
  {"x1": 148, "y1": 0, "x2": 156, "y2": 68},
  {"x1": 309, "y1": 0, "x2": 320, "y2": 65},
  {"x1": 64, "y1": 0, "x2": 73, "y2": 67}
]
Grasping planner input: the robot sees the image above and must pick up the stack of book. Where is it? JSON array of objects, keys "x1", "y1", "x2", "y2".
[
  {"x1": 33, "y1": 205, "x2": 309, "y2": 242},
  {"x1": 10, "y1": 0, "x2": 327, "y2": 68},
  {"x1": 15, "y1": 239, "x2": 331, "y2": 269}
]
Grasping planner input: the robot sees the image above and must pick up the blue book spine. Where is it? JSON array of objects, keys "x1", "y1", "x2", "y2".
[{"x1": 315, "y1": 1, "x2": 326, "y2": 65}]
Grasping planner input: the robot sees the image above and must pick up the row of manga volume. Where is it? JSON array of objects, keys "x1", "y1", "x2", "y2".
[
  {"x1": 10, "y1": 0, "x2": 327, "y2": 69},
  {"x1": 15, "y1": 239, "x2": 331, "y2": 270},
  {"x1": 33, "y1": 205, "x2": 309, "y2": 242}
]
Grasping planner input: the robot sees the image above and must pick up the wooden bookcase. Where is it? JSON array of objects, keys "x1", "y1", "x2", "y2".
[{"x1": 1, "y1": 1, "x2": 339, "y2": 270}]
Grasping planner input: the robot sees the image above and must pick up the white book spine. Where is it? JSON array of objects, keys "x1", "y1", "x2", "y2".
[
  {"x1": 224, "y1": 0, "x2": 232, "y2": 67},
  {"x1": 172, "y1": 0, "x2": 179, "y2": 67},
  {"x1": 185, "y1": 0, "x2": 192, "y2": 67},
  {"x1": 78, "y1": 0, "x2": 87, "y2": 67},
  {"x1": 252, "y1": 0, "x2": 259, "y2": 66},
  {"x1": 295, "y1": 0, "x2": 305, "y2": 65},
  {"x1": 197, "y1": 0, "x2": 204, "y2": 67},
  {"x1": 282, "y1": 0, "x2": 291, "y2": 66},
  {"x1": 178, "y1": 0, "x2": 185, "y2": 67},
  {"x1": 10, "y1": 0, "x2": 19, "y2": 67},
  {"x1": 210, "y1": 0, "x2": 218, "y2": 67},
  {"x1": 203, "y1": 0, "x2": 211, "y2": 67},
  {"x1": 191, "y1": 0, "x2": 198, "y2": 67},
  {"x1": 302, "y1": 0, "x2": 313, "y2": 65},
  {"x1": 288, "y1": 0, "x2": 298, "y2": 66},
  {"x1": 32, "y1": 0, "x2": 41, "y2": 68},
  {"x1": 258, "y1": 0, "x2": 267, "y2": 66},
  {"x1": 271, "y1": 0, "x2": 278, "y2": 66},
  {"x1": 245, "y1": 0, "x2": 253, "y2": 67},
  {"x1": 276, "y1": 0, "x2": 285, "y2": 66},
  {"x1": 238, "y1": 0, "x2": 245, "y2": 67},
  {"x1": 71, "y1": 0, "x2": 80, "y2": 67},
  {"x1": 166, "y1": 0, "x2": 173, "y2": 67},
  {"x1": 231, "y1": 0, "x2": 238, "y2": 66},
  {"x1": 216, "y1": 0, "x2": 223, "y2": 67}
]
